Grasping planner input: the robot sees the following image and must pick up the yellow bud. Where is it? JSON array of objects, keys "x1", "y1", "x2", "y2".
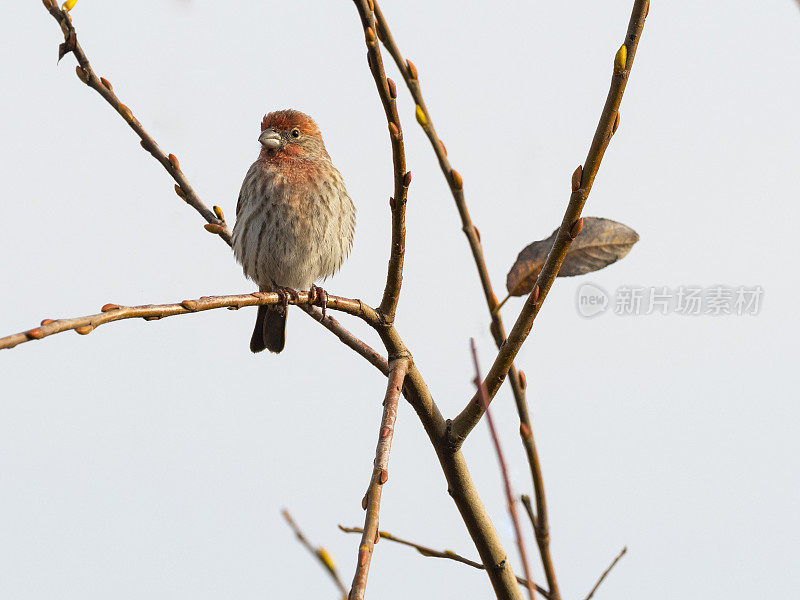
[
  {"x1": 614, "y1": 44, "x2": 627, "y2": 74},
  {"x1": 316, "y1": 548, "x2": 336, "y2": 571},
  {"x1": 62, "y1": 0, "x2": 78, "y2": 11},
  {"x1": 415, "y1": 105, "x2": 427, "y2": 128}
]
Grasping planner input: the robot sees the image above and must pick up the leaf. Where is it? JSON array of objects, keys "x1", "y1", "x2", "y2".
[{"x1": 505, "y1": 217, "x2": 639, "y2": 297}]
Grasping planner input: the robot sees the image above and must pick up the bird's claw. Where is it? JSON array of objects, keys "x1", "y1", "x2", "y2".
[
  {"x1": 274, "y1": 286, "x2": 300, "y2": 315},
  {"x1": 310, "y1": 284, "x2": 329, "y2": 319}
]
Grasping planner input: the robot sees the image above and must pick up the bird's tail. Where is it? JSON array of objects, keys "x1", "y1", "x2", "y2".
[{"x1": 250, "y1": 305, "x2": 287, "y2": 353}]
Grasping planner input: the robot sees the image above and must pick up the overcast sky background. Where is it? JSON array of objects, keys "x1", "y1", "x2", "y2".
[{"x1": 2, "y1": 1, "x2": 798, "y2": 599}]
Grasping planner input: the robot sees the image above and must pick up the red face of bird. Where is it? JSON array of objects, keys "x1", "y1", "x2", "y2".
[{"x1": 258, "y1": 109, "x2": 328, "y2": 159}]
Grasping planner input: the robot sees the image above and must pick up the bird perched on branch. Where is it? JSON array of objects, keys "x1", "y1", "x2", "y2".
[{"x1": 233, "y1": 109, "x2": 355, "y2": 353}]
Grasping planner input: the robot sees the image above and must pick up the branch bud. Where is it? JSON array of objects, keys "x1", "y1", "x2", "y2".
[
  {"x1": 62, "y1": 0, "x2": 78, "y2": 11},
  {"x1": 174, "y1": 184, "x2": 185, "y2": 199},
  {"x1": 181, "y1": 300, "x2": 199, "y2": 311},
  {"x1": 612, "y1": 110, "x2": 621, "y2": 134},
  {"x1": 75, "y1": 325, "x2": 93, "y2": 335},
  {"x1": 386, "y1": 77, "x2": 397, "y2": 99},
  {"x1": 100, "y1": 77, "x2": 113, "y2": 91},
  {"x1": 571, "y1": 165, "x2": 583, "y2": 191},
  {"x1": 168, "y1": 153, "x2": 180, "y2": 171},
  {"x1": 569, "y1": 218, "x2": 584, "y2": 240},
  {"x1": 388, "y1": 122, "x2": 400, "y2": 139},
  {"x1": 26, "y1": 328, "x2": 44, "y2": 340},
  {"x1": 40, "y1": 319, "x2": 55, "y2": 326},
  {"x1": 415, "y1": 105, "x2": 427, "y2": 128},
  {"x1": 118, "y1": 103, "x2": 133, "y2": 121},
  {"x1": 213, "y1": 205, "x2": 225, "y2": 221},
  {"x1": 614, "y1": 44, "x2": 627, "y2": 74},
  {"x1": 316, "y1": 548, "x2": 336, "y2": 571},
  {"x1": 379, "y1": 469, "x2": 388, "y2": 484},
  {"x1": 406, "y1": 59, "x2": 418, "y2": 80},
  {"x1": 518, "y1": 370, "x2": 527, "y2": 390},
  {"x1": 75, "y1": 65, "x2": 89, "y2": 84},
  {"x1": 204, "y1": 223, "x2": 226, "y2": 235},
  {"x1": 403, "y1": 171, "x2": 412, "y2": 187},
  {"x1": 451, "y1": 169, "x2": 463, "y2": 190},
  {"x1": 101, "y1": 304, "x2": 120, "y2": 312},
  {"x1": 365, "y1": 27, "x2": 376, "y2": 45},
  {"x1": 439, "y1": 139, "x2": 447, "y2": 156}
]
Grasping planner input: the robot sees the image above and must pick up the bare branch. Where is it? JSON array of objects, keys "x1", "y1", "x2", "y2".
[
  {"x1": 282, "y1": 510, "x2": 348, "y2": 598},
  {"x1": 351, "y1": 0, "x2": 409, "y2": 322},
  {"x1": 450, "y1": 0, "x2": 651, "y2": 444},
  {"x1": 339, "y1": 525, "x2": 550, "y2": 598},
  {"x1": 583, "y1": 547, "x2": 628, "y2": 600},
  {"x1": 521, "y1": 492, "x2": 558, "y2": 599},
  {"x1": 471, "y1": 340, "x2": 536, "y2": 600},
  {"x1": 373, "y1": 5, "x2": 565, "y2": 595},
  {"x1": 41, "y1": 0, "x2": 231, "y2": 244},
  {"x1": 347, "y1": 358, "x2": 408, "y2": 600},
  {"x1": 0, "y1": 291, "x2": 378, "y2": 351}
]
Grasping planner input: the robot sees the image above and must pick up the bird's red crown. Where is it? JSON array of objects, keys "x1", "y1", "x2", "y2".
[{"x1": 261, "y1": 109, "x2": 321, "y2": 138}]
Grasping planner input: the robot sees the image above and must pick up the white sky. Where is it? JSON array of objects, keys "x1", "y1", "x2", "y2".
[{"x1": 2, "y1": 1, "x2": 799, "y2": 599}]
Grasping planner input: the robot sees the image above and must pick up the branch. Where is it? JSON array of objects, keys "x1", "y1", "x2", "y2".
[
  {"x1": 351, "y1": 0, "x2": 409, "y2": 322},
  {"x1": 0, "y1": 291, "x2": 379, "y2": 351},
  {"x1": 521, "y1": 492, "x2": 557, "y2": 599},
  {"x1": 372, "y1": 7, "x2": 563, "y2": 595},
  {"x1": 347, "y1": 358, "x2": 408, "y2": 600},
  {"x1": 41, "y1": 0, "x2": 231, "y2": 244},
  {"x1": 471, "y1": 340, "x2": 536, "y2": 600},
  {"x1": 583, "y1": 547, "x2": 628, "y2": 600},
  {"x1": 449, "y1": 0, "x2": 651, "y2": 444},
  {"x1": 338, "y1": 526, "x2": 550, "y2": 598},
  {"x1": 282, "y1": 510, "x2": 348, "y2": 598}
]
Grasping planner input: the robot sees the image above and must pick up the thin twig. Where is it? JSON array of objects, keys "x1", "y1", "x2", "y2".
[
  {"x1": 470, "y1": 340, "x2": 536, "y2": 600},
  {"x1": 282, "y1": 510, "x2": 349, "y2": 598},
  {"x1": 371, "y1": 6, "x2": 563, "y2": 596},
  {"x1": 339, "y1": 525, "x2": 550, "y2": 598},
  {"x1": 348, "y1": 358, "x2": 409, "y2": 600},
  {"x1": 41, "y1": 0, "x2": 230, "y2": 244},
  {"x1": 583, "y1": 547, "x2": 628, "y2": 600},
  {"x1": 0, "y1": 291, "x2": 379, "y2": 351},
  {"x1": 450, "y1": 0, "x2": 651, "y2": 444},
  {"x1": 351, "y1": 0, "x2": 409, "y2": 322}
]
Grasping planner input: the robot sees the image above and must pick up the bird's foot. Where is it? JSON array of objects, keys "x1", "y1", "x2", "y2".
[
  {"x1": 310, "y1": 284, "x2": 329, "y2": 319},
  {"x1": 274, "y1": 286, "x2": 300, "y2": 316}
]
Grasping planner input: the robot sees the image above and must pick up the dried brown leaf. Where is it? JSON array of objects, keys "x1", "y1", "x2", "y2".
[{"x1": 506, "y1": 217, "x2": 639, "y2": 296}]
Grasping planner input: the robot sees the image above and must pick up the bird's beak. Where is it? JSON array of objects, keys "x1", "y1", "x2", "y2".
[{"x1": 259, "y1": 128, "x2": 282, "y2": 150}]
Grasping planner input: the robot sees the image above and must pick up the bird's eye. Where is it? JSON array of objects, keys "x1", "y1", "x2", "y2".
[{"x1": 291, "y1": 128, "x2": 300, "y2": 138}]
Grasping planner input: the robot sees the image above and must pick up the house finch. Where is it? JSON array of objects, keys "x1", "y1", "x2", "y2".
[{"x1": 232, "y1": 109, "x2": 355, "y2": 353}]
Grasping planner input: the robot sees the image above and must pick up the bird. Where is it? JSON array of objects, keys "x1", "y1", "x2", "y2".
[{"x1": 232, "y1": 109, "x2": 355, "y2": 353}]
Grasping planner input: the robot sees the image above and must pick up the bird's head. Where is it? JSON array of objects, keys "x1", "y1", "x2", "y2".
[{"x1": 258, "y1": 109, "x2": 328, "y2": 160}]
